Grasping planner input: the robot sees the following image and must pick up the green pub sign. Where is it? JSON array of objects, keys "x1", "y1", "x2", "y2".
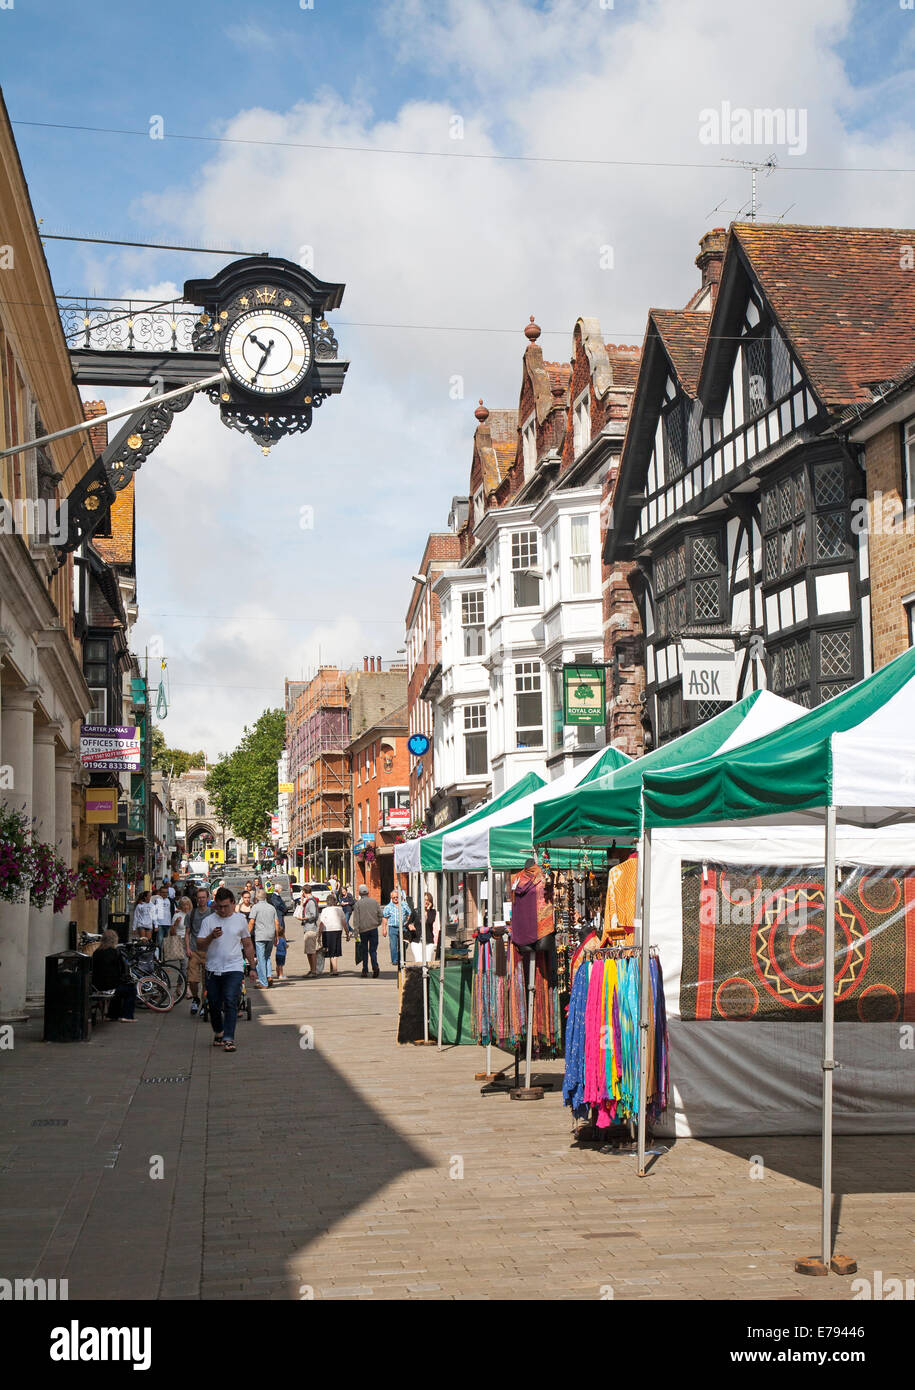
[{"x1": 562, "y1": 664, "x2": 605, "y2": 726}]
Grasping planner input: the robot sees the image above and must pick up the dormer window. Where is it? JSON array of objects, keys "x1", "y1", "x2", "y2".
[
  {"x1": 473, "y1": 486, "x2": 484, "y2": 525},
  {"x1": 662, "y1": 396, "x2": 687, "y2": 481},
  {"x1": 743, "y1": 324, "x2": 771, "y2": 420}
]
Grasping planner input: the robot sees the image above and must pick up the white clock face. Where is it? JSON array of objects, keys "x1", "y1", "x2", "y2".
[{"x1": 223, "y1": 309, "x2": 312, "y2": 396}]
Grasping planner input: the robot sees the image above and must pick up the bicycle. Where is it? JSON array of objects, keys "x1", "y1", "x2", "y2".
[
  {"x1": 159, "y1": 958, "x2": 188, "y2": 1003},
  {"x1": 120, "y1": 942, "x2": 175, "y2": 1011}
]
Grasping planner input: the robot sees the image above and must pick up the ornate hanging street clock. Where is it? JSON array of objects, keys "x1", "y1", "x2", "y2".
[{"x1": 183, "y1": 257, "x2": 347, "y2": 451}]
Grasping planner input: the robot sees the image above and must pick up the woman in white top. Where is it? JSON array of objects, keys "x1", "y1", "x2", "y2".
[
  {"x1": 319, "y1": 894, "x2": 347, "y2": 975},
  {"x1": 132, "y1": 891, "x2": 153, "y2": 940},
  {"x1": 163, "y1": 895, "x2": 191, "y2": 963}
]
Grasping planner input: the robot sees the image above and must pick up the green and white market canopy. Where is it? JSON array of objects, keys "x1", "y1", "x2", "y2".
[
  {"x1": 642, "y1": 645, "x2": 915, "y2": 830},
  {"x1": 532, "y1": 689, "x2": 805, "y2": 848},
  {"x1": 394, "y1": 771, "x2": 545, "y2": 874},
  {"x1": 440, "y1": 742, "x2": 632, "y2": 872}
]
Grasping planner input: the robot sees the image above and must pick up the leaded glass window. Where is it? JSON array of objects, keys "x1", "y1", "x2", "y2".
[{"x1": 819, "y1": 630, "x2": 852, "y2": 679}]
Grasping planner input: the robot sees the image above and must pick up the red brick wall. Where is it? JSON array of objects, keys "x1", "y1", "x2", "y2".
[{"x1": 352, "y1": 732, "x2": 410, "y2": 893}]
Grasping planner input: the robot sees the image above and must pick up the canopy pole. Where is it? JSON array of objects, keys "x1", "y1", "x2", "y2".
[
  {"x1": 486, "y1": 866, "x2": 494, "y2": 1078},
  {"x1": 437, "y1": 873, "x2": 446, "y2": 1050},
  {"x1": 523, "y1": 949, "x2": 536, "y2": 1089},
  {"x1": 821, "y1": 804, "x2": 837, "y2": 1268},
  {"x1": 420, "y1": 872, "x2": 429, "y2": 1044},
  {"x1": 636, "y1": 827, "x2": 652, "y2": 1177}
]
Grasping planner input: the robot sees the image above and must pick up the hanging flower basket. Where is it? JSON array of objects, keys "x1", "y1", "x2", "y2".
[
  {"x1": 78, "y1": 858, "x2": 118, "y2": 901},
  {"x1": 0, "y1": 805, "x2": 36, "y2": 903}
]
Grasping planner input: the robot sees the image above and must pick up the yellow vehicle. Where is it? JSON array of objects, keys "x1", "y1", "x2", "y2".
[{"x1": 204, "y1": 846, "x2": 224, "y2": 865}]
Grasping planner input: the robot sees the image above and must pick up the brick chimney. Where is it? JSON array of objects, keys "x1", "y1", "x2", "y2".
[{"x1": 695, "y1": 228, "x2": 726, "y2": 303}]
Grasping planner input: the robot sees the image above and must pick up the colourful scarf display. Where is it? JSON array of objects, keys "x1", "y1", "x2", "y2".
[
  {"x1": 471, "y1": 933, "x2": 562, "y2": 1054},
  {"x1": 562, "y1": 953, "x2": 669, "y2": 1125}
]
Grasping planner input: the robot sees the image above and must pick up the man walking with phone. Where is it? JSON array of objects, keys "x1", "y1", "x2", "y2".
[{"x1": 197, "y1": 887, "x2": 256, "y2": 1053}]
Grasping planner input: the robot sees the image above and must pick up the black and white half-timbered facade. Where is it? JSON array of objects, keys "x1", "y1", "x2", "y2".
[{"x1": 606, "y1": 223, "x2": 915, "y2": 746}]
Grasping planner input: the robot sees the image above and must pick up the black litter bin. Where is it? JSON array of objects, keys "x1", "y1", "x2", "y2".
[
  {"x1": 43, "y1": 950, "x2": 91, "y2": 1042},
  {"x1": 108, "y1": 913, "x2": 129, "y2": 945}
]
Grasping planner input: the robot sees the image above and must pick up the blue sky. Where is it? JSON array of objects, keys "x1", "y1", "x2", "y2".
[{"x1": 4, "y1": 0, "x2": 915, "y2": 755}]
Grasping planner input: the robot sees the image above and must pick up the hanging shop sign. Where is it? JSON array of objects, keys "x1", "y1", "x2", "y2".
[
  {"x1": 408, "y1": 733, "x2": 430, "y2": 757},
  {"x1": 562, "y1": 665, "x2": 605, "y2": 726},
  {"x1": 80, "y1": 725, "x2": 141, "y2": 771},
  {"x1": 278, "y1": 782, "x2": 294, "y2": 794},
  {"x1": 384, "y1": 808, "x2": 410, "y2": 830},
  {"x1": 85, "y1": 787, "x2": 118, "y2": 823},
  {"x1": 681, "y1": 638, "x2": 738, "y2": 703},
  {"x1": 270, "y1": 814, "x2": 280, "y2": 840}
]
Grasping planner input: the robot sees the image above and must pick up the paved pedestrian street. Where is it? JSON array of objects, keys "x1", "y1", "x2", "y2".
[{"x1": 2, "y1": 935, "x2": 913, "y2": 1303}]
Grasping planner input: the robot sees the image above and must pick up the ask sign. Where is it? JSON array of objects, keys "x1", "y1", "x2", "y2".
[{"x1": 681, "y1": 639, "x2": 737, "y2": 703}]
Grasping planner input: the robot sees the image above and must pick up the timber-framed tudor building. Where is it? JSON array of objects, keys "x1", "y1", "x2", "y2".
[{"x1": 605, "y1": 222, "x2": 915, "y2": 747}]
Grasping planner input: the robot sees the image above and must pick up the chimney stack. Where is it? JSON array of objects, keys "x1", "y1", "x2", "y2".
[
  {"x1": 695, "y1": 228, "x2": 726, "y2": 303},
  {"x1": 363, "y1": 656, "x2": 369, "y2": 671}
]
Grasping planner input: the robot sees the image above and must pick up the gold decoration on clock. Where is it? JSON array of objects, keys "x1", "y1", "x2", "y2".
[
  {"x1": 255, "y1": 286, "x2": 278, "y2": 304},
  {"x1": 127, "y1": 434, "x2": 142, "y2": 449}
]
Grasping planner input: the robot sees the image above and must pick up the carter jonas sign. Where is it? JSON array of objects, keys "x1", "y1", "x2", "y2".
[{"x1": 79, "y1": 725, "x2": 141, "y2": 772}]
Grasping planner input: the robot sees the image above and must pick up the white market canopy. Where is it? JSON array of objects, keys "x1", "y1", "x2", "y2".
[{"x1": 394, "y1": 771, "x2": 545, "y2": 874}]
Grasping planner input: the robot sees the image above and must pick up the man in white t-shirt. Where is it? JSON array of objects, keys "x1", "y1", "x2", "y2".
[{"x1": 197, "y1": 887, "x2": 256, "y2": 1052}]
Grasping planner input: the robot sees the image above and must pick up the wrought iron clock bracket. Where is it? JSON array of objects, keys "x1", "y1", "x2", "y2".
[{"x1": 52, "y1": 373, "x2": 224, "y2": 568}]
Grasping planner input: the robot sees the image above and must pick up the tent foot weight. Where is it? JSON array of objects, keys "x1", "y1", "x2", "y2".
[
  {"x1": 412, "y1": 1039, "x2": 437, "y2": 1046},
  {"x1": 474, "y1": 1071, "x2": 501, "y2": 1081},
  {"x1": 830, "y1": 1255, "x2": 857, "y2": 1276},
  {"x1": 794, "y1": 1257, "x2": 829, "y2": 1276},
  {"x1": 510, "y1": 1086, "x2": 545, "y2": 1101}
]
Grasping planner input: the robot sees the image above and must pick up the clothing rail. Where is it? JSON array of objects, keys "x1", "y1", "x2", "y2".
[{"x1": 587, "y1": 946, "x2": 659, "y2": 960}]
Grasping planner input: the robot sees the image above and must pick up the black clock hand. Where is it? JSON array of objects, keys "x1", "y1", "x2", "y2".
[
  {"x1": 250, "y1": 339, "x2": 275, "y2": 383},
  {"x1": 249, "y1": 333, "x2": 269, "y2": 353}
]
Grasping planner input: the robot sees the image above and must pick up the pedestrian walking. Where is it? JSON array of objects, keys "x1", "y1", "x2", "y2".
[
  {"x1": 249, "y1": 889, "x2": 279, "y2": 988},
  {"x1": 185, "y1": 886, "x2": 212, "y2": 1015},
  {"x1": 163, "y1": 895, "x2": 191, "y2": 964},
  {"x1": 300, "y1": 890, "x2": 321, "y2": 977},
  {"x1": 151, "y1": 882, "x2": 173, "y2": 952},
  {"x1": 422, "y1": 891, "x2": 437, "y2": 959},
  {"x1": 339, "y1": 884, "x2": 356, "y2": 937},
  {"x1": 274, "y1": 920, "x2": 288, "y2": 979},
  {"x1": 351, "y1": 885, "x2": 382, "y2": 978},
  {"x1": 319, "y1": 893, "x2": 347, "y2": 975},
  {"x1": 382, "y1": 888, "x2": 409, "y2": 969},
  {"x1": 237, "y1": 889, "x2": 253, "y2": 923},
  {"x1": 197, "y1": 888, "x2": 256, "y2": 1053},
  {"x1": 328, "y1": 873, "x2": 340, "y2": 897},
  {"x1": 131, "y1": 890, "x2": 153, "y2": 940}
]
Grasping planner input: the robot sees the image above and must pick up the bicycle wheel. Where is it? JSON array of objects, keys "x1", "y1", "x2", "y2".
[
  {"x1": 135, "y1": 975, "x2": 173, "y2": 1012},
  {"x1": 160, "y1": 961, "x2": 187, "y2": 1003}
]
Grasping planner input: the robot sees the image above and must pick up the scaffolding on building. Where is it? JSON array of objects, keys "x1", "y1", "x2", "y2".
[{"x1": 288, "y1": 667, "x2": 352, "y2": 882}]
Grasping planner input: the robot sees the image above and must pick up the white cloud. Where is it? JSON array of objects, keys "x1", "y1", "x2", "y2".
[{"x1": 101, "y1": 0, "x2": 915, "y2": 755}]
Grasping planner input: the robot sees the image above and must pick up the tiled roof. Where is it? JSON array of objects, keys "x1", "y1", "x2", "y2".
[
  {"x1": 604, "y1": 343, "x2": 641, "y2": 389},
  {"x1": 546, "y1": 361, "x2": 572, "y2": 394},
  {"x1": 648, "y1": 310, "x2": 709, "y2": 394},
  {"x1": 733, "y1": 222, "x2": 915, "y2": 405},
  {"x1": 487, "y1": 408, "x2": 518, "y2": 442}
]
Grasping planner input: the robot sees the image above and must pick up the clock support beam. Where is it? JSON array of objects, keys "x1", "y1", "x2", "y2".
[{"x1": 39, "y1": 372, "x2": 226, "y2": 568}]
